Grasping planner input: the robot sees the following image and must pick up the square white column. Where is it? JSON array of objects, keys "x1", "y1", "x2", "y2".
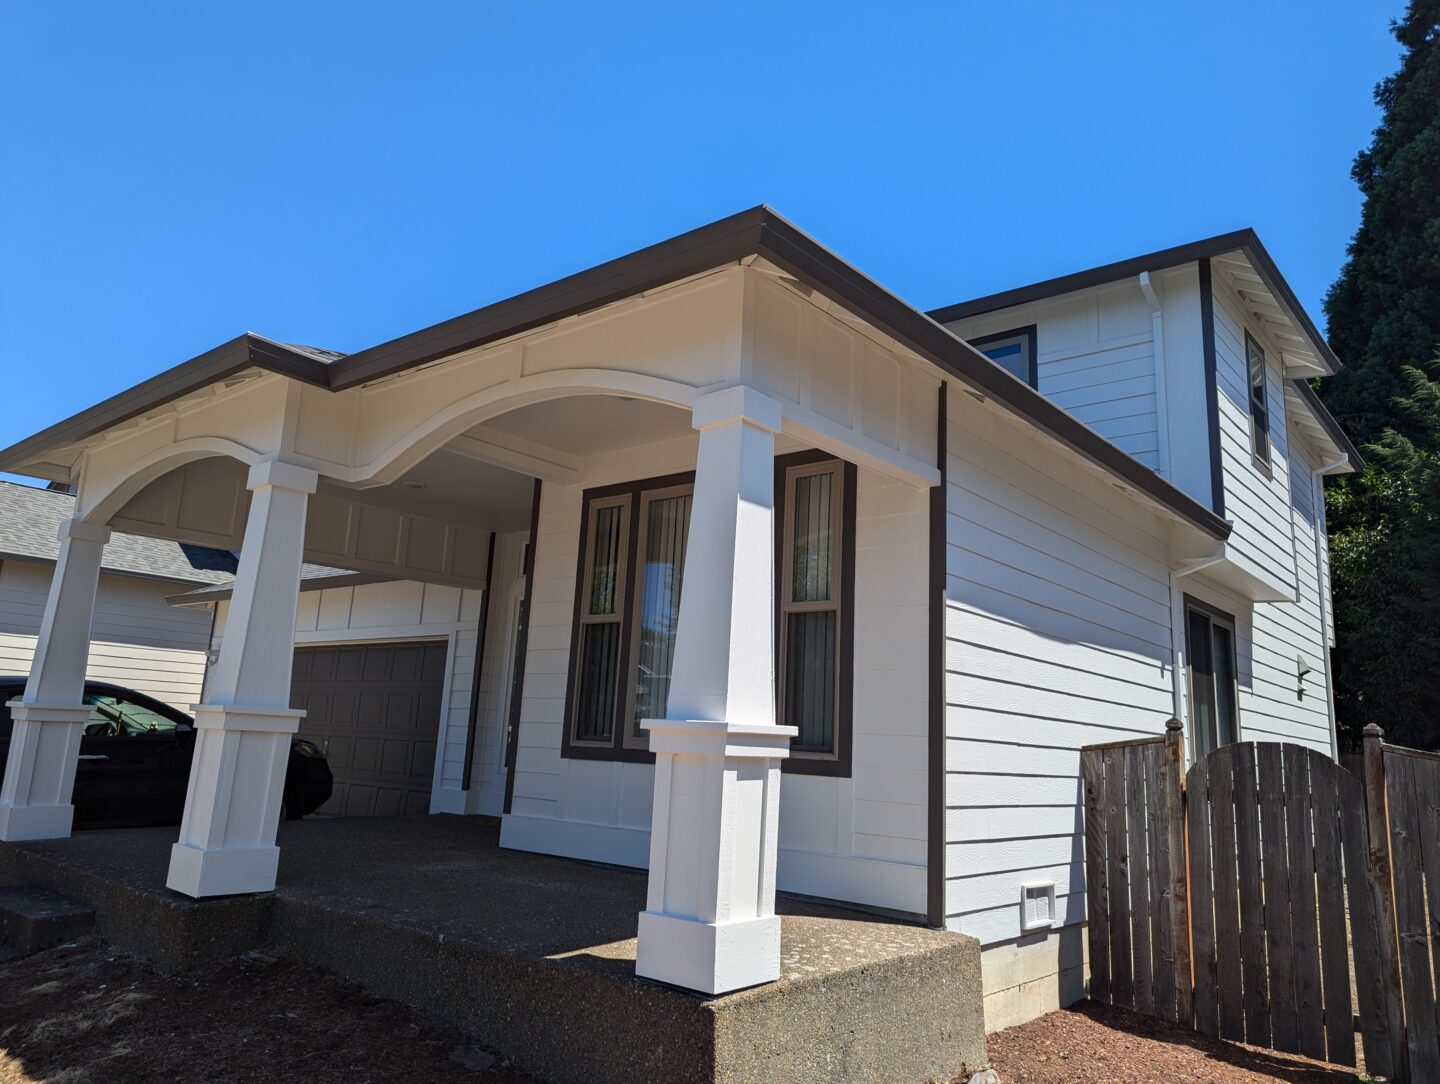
[
  {"x1": 635, "y1": 386, "x2": 797, "y2": 995},
  {"x1": 0, "y1": 517, "x2": 110, "y2": 841},
  {"x1": 167, "y1": 457, "x2": 317, "y2": 898}
]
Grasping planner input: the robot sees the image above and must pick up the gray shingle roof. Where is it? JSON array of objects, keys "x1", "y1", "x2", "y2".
[{"x1": 0, "y1": 481, "x2": 238, "y2": 585}]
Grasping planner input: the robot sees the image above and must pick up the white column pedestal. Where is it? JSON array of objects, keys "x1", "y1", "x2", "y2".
[
  {"x1": 166, "y1": 704, "x2": 303, "y2": 897},
  {"x1": 636, "y1": 719, "x2": 795, "y2": 994},
  {"x1": 0, "y1": 703, "x2": 93, "y2": 841}
]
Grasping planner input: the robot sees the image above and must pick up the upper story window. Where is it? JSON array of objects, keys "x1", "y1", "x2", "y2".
[
  {"x1": 970, "y1": 325, "x2": 1038, "y2": 388},
  {"x1": 1246, "y1": 331, "x2": 1271, "y2": 465},
  {"x1": 563, "y1": 457, "x2": 854, "y2": 774}
]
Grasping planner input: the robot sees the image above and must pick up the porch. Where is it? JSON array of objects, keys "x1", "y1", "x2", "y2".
[{"x1": 0, "y1": 814, "x2": 985, "y2": 1084}]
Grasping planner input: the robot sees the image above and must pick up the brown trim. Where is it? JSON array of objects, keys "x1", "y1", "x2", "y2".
[
  {"x1": 559, "y1": 471, "x2": 695, "y2": 765},
  {"x1": 1, "y1": 208, "x2": 1230, "y2": 543},
  {"x1": 461, "y1": 530, "x2": 497, "y2": 792},
  {"x1": 1182, "y1": 593, "x2": 1242, "y2": 755},
  {"x1": 1291, "y1": 378, "x2": 1364, "y2": 471},
  {"x1": 968, "y1": 324, "x2": 1039, "y2": 389},
  {"x1": 1199, "y1": 259, "x2": 1225, "y2": 517},
  {"x1": 772, "y1": 450, "x2": 856, "y2": 779},
  {"x1": 926, "y1": 382, "x2": 948, "y2": 928},
  {"x1": 502, "y1": 479, "x2": 542, "y2": 815},
  {"x1": 167, "y1": 570, "x2": 389, "y2": 605},
  {"x1": 1244, "y1": 330, "x2": 1272, "y2": 468}
]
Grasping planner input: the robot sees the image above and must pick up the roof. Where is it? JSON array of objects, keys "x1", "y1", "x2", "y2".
[
  {"x1": 1290, "y1": 378, "x2": 1365, "y2": 472},
  {"x1": 0, "y1": 481, "x2": 239, "y2": 585},
  {"x1": 0, "y1": 207, "x2": 1231, "y2": 541}
]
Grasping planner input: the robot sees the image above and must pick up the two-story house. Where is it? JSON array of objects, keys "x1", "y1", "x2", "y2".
[{"x1": 0, "y1": 210, "x2": 1356, "y2": 1034}]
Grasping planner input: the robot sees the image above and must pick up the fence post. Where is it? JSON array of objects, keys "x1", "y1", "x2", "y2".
[
  {"x1": 1163, "y1": 718, "x2": 1192, "y2": 1026},
  {"x1": 1363, "y1": 724, "x2": 1406, "y2": 1082}
]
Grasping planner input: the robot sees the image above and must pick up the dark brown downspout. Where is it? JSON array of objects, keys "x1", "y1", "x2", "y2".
[
  {"x1": 502, "y1": 479, "x2": 543, "y2": 815},
  {"x1": 460, "y1": 531, "x2": 496, "y2": 792},
  {"x1": 927, "y1": 382, "x2": 949, "y2": 928}
]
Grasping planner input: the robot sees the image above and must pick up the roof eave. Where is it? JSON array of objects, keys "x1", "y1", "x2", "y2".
[{"x1": 1292, "y1": 378, "x2": 1365, "y2": 473}]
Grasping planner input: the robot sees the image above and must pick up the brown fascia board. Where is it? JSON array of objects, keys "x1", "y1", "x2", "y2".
[
  {"x1": 927, "y1": 228, "x2": 1344, "y2": 378},
  {"x1": 0, "y1": 334, "x2": 333, "y2": 473},
  {"x1": 167, "y1": 570, "x2": 389, "y2": 606},
  {"x1": 1292, "y1": 378, "x2": 1365, "y2": 472},
  {"x1": 0, "y1": 207, "x2": 1231, "y2": 540}
]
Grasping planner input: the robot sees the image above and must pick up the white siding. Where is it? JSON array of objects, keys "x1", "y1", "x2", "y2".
[
  {"x1": 942, "y1": 279, "x2": 1163, "y2": 469},
  {"x1": 0, "y1": 558, "x2": 210, "y2": 708},
  {"x1": 465, "y1": 532, "x2": 529, "y2": 816},
  {"x1": 942, "y1": 387, "x2": 1178, "y2": 947}
]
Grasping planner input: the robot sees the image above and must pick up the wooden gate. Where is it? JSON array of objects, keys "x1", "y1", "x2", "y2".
[{"x1": 1082, "y1": 724, "x2": 1403, "y2": 1078}]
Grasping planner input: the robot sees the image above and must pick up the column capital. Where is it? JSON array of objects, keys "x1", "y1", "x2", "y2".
[
  {"x1": 691, "y1": 385, "x2": 783, "y2": 435},
  {"x1": 247, "y1": 457, "x2": 319, "y2": 495},
  {"x1": 56, "y1": 517, "x2": 111, "y2": 546}
]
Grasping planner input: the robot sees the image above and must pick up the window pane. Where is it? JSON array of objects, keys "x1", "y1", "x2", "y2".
[
  {"x1": 785, "y1": 610, "x2": 836, "y2": 752},
  {"x1": 1187, "y1": 610, "x2": 1217, "y2": 759},
  {"x1": 588, "y1": 504, "x2": 624, "y2": 616},
  {"x1": 632, "y1": 493, "x2": 692, "y2": 733},
  {"x1": 1211, "y1": 624, "x2": 1239, "y2": 747},
  {"x1": 574, "y1": 622, "x2": 620, "y2": 742},
  {"x1": 791, "y1": 471, "x2": 834, "y2": 603},
  {"x1": 84, "y1": 694, "x2": 178, "y2": 736}
]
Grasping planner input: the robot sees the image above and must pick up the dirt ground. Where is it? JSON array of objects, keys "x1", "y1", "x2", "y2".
[
  {"x1": 986, "y1": 1000, "x2": 1366, "y2": 1084},
  {"x1": 0, "y1": 939, "x2": 539, "y2": 1084}
]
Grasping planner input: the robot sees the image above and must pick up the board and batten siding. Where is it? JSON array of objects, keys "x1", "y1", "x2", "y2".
[
  {"x1": 941, "y1": 278, "x2": 1164, "y2": 470},
  {"x1": 499, "y1": 453, "x2": 932, "y2": 915},
  {"x1": 942, "y1": 386, "x2": 1178, "y2": 947},
  {"x1": 0, "y1": 558, "x2": 211, "y2": 709},
  {"x1": 209, "y1": 577, "x2": 485, "y2": 812}
]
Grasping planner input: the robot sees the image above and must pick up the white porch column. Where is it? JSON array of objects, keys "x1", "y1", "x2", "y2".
[
  {"x1": 636, "y1": 385, "x2": 796, "y2": 995},
  {"x1": 0, "y1": 518, "x2": 111, "y2": 841},
  {"x1": 166, "y1": 458, "x2": 316, "y2": 898}
]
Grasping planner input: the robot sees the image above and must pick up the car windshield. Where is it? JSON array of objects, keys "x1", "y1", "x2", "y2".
[{"x1": 83, "y1": 693, "x2": 180, "y2": 737}]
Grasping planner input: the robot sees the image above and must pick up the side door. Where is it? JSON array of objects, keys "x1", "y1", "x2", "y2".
[{"x1": 73, "y1": 689, "x2": 195, "y2": 828}]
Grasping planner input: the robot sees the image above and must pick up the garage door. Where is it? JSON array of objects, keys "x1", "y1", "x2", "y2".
[{"x1": 289, "y1": 641, "x2": 447, "y2": 817}]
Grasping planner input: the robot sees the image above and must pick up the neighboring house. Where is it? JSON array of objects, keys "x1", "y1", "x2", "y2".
[
  {"x1": 0, "y1": 209, "x2": 1359, "y2": 1032},
  {"x1": 0, "y1": 481, "x2": 232, "y2": 708}
]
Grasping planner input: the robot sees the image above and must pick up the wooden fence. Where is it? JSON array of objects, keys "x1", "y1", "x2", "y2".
[{"x1": 1080, "y1": 722, "x2": 1440, "y2": 1081}]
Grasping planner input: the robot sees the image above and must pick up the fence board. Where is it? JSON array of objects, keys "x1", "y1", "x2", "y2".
[
  {"x1": 1163, "y1": 723, "x2": 1193, "y2": 1028},
  {"x1": 1311, "y1": 759, "x2": 1354, "y2": 1067},
  {"x1": 1128, "y1": 748, "x2": 1154, "y2": 1016},
  {"x1": 1364, "y1": 729, "x2": 1405, "y2": 1082},
  {"x1": 1282, "y1": 743, "x2": 1325, "y2": 1062},
  {"x1": 1208, "y1": 750, "x2": 1244, "y2": 1042},
  {"x1": 1387, "y1": 750, "x2": 1440, "y2": 1080},
  {"x1": 1188, "y1": 754, "x2": 1218, "y2": 1037},
  {"x1": 1337, "y1": 763, "x2": 1390, "y2": 1076},
  {"x1": 1104, "y1": 746, "x2": 1133, "y2": 1009},
  {"x1": 1232, "y1": 743, "x2": 1270, "y2": 1047},
  {"x1": 1081, "y1": 748, "x2": 1110, "y2": 1005},
  {"x1": 1257, "y1": 743, "x2": 1296, "y2": 1054},
  {"x1": 1410, "y1": 754, "x2": 1440, "y2": 1058},
  {"x1": 1145, "y1": 742, "x2": 1173, "y2": 1021}
]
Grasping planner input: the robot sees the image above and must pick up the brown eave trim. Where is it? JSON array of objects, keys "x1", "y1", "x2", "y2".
[
  {"x1": 1292, "y1": 378, "x2": 1364, "y2": 472},
  {"x1": 0, "y1": 334, "x2": 332, "y2": 473},
  {"x1": 165, "y1": 570, "x2": 387, "y2": 606},
  {"x1": 927, "y1": 229, "x2": 1342, "y2": 377}
]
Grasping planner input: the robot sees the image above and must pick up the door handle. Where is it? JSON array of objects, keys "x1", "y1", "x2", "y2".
[{"x1": 77, "y1": 754, "x2": 109, "y2": 761}]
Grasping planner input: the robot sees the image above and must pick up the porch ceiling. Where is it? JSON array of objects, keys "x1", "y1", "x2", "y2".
[{"x1": 481, "y1": 394, "x2": 694, "y2": 458}]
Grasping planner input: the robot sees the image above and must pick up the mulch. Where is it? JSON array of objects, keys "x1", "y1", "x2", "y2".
[
  {"x1": 0, "y1": 938, "x2": 539, "y2": 1084},
  {"x1": 985, "y1": 1000, "x2": 1367, "y2": 1083}
]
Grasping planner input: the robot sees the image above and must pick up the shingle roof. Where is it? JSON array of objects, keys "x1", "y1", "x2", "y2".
[{"x1": 0, "y1": 481, "x2": 238, "y2": 585}]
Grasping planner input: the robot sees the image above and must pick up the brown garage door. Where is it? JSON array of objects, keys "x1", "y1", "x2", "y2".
[{"x1": 289, "y1": 641, "x2": 447, "y2": 817}]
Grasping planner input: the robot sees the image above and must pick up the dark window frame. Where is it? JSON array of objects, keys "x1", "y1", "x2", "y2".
[
  {"x1": 970, "y1": 325, "x2": 1039, "y2": 389},
  {"x1": 1183, "y1": 594, "x2": 1242, "y2": 761},
  {"x1": 1245, "y1": 330, "x2": 1271, "y2": 467}
]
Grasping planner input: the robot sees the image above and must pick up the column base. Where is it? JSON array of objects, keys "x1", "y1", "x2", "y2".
[
  {"x1": 636, "y1": 910, "x2": 782, "y2": 994},
  {"x1": 167, "y1": 841, "x2": 281, "y2": 898},
  {"x1": 0, "y1": 801, "x2": 75, "y2": 842}
]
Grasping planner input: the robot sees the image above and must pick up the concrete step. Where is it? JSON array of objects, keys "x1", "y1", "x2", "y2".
[{"x1": 0, "y1": 886, "x2": 95, "y2": 956}]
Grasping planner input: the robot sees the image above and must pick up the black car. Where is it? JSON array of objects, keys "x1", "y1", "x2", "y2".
[{"x1": 0, "y1": 678, "x2": 332, "y2": 829}]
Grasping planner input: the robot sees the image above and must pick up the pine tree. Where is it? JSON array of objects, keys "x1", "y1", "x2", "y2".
[{"x1": 1321, "y1": 2, "x2": 1440, "y2": 748}]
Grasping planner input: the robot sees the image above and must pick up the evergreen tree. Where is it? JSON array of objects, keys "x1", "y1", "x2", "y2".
[{"x1": 1321, "y1": 2, "x2": 1440, "y2": 748}]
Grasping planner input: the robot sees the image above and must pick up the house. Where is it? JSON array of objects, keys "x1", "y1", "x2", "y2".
[{"x1": 0, "y1": 208, "x2": 1358, "y2": 1031}]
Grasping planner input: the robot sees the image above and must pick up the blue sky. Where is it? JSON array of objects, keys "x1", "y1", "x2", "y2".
[{"x1": 0, "y1": 2, "x2": 1404, "y2": 478}]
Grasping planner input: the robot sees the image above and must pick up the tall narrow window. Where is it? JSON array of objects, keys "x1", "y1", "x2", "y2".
[
  {"x1": 625, "y1": 485, "x2": 693, "y2": 746},
  {"x1": 778, "y1": 457, "x2": 850, "y2": 766},
  {"x1": 1186, "y1": 600, "x2": 1239, "y2": 759},
  {"x1": 571, "y1": 498, "x2": 628, "y2": 745},
  {"x1": 1246, "y1": 332, "x2": 1270, "y2": 464}
]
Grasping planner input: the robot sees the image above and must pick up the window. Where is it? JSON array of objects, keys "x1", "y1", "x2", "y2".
[
  {"x1": 1246, "y1": 331, "x2": 1270, "y2": 464},
  {"x1": 1185, "y1": 599, "x2": 1239, "y2": 760},
  {"x1": 82, "y1": 692, "x2": 187, "y2": 737},
  {"x1": 563, "y1": 472, "x2": 694, "y2": 759},
  {"x1": 971, "y1": 326, "x2": 1038, "y2": 388},
  {"x1": 775, "y1": 453, "x2": 855, "y2": 774}
]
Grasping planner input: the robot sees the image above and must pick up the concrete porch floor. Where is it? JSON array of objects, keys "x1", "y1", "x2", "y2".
[{"x1": 0, "y1": 816, "x2": 986, "y2": 1084}]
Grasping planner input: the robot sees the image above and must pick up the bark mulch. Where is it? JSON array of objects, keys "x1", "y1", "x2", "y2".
[
  {"x1": 0, "y1": 938, "x2": 539, "y2": 1084},
  {"x1": 985, "y1": 1000, "x2": 1370, "y2": 1083}
]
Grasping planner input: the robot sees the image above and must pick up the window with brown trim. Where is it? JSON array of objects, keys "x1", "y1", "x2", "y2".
[
  {"x1": 1245, "y1": 331, "x2": 1271, "y2": 465},
  {"x1": 1185, "y1": 596, "x2": 1240, "y2": 760}
]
